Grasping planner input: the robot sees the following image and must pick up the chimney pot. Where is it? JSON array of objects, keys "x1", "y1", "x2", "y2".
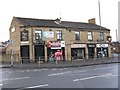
[{"x1": 88, "y1": 18, "x2": 96, "y2": 24}]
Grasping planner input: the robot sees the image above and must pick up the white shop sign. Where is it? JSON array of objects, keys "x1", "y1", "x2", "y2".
[
  {"x1": 71, "y1": 44, "x2": 86, "y2": 48},
  {"x1": 43, "y1": 31, "x2": 54, "y2": 38},
  {"x1": 96, "y1": 44, "x2": 108, "y2": 47}
]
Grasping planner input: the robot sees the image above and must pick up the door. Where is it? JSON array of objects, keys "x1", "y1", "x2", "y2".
[
  {"x1": 88, "y1": 47, "x2": 94, "y2": 58},
  {"x1": 34, "y1": 45, "x2": 45, "y2": 61},
  {"x1": 20, "y1": 45, "x2": 30, "y2": 63}
]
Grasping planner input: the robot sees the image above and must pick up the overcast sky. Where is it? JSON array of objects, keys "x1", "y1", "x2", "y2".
[{"x1": 0, "y1": 0, "x2": 119, "y2": 42}]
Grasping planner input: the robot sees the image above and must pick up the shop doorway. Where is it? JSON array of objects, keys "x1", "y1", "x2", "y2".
[
  {"x1": 71, "y1": 48, "x2": 85, "y2": 60},
  {"x1": 88, "y1": 47, "x2": 95, "y2": 58},
  {"x1": 20, "y1": 45, "x2": 30, "y2": 63},
  {"x1": 34, "y1": 45, "x2": 45, "y2": 61}
]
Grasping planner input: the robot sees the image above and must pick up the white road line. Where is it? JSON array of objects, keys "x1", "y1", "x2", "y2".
[
  {"x1": 48, "y1": 71, "x2": 72, "y2": 76},
  {"x1": 3, "y1": 71, "x2": 12, "y2": 73},
  {"x1": 16, "y1": 70, "x2": 25, "y2": 73},
  {"x1": 26, "y1": 70, "x2": 30, "y2": 72},
  {"x1": 15, "y1": 84, "x2": 48, "y2": 90},
  {"x1": 73, "y1": 73, "x2": 112, "y2": 82},
  {"x1": 63, "y1": 68, "x2": 68, "y2": 70},
  {"x1": 48, "y1": 70, "x2": 87, "y2": 76},
  {"x1": 93, "y1": 67, "x2": 114, "y2": 71},
  {"x1": 51, "y1": 68, "x2": 57, "y2": 70},
  {"x1": 58, "y1": 68, "x2": 68, "y2": 70},
  {"x1": 25, "y1": 84, "x2": 48, "y2": 89},
  {"x1": 1, "y1": 77, "x2": 30, "y2": 82},
  {"x1": 0, "y1": 84, "x2": 3, "y2": 86},
  {"x1": 41, "y1": 68, "x2": 49, "y2": 71}
]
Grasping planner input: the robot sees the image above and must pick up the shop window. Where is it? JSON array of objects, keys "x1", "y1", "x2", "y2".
[
  {"x1": 100, "y1": 32, "x2": 104, "y2": 41},
  {"x1": 21, "y1": 30, "x2": 28, "y2": 41},
  {"x1": 75, "y1": 31, "x2": 80, "y2": 40},
  {"x1": 88, "y1": 32, "x2": 93, "y2": 41},
  {"x1": 57, "y1": 30, "x2": 62, "y2": 40}
]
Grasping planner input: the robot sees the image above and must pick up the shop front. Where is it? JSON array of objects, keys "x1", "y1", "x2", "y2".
[
  {"x1": 71, "y1": 44, "x2": 86, "y2": 60},
  {"x1": 96, "y1": 44, "x2": 108, "y2": 58},
  {"x1": 47, "y1": 41, "x2": 65, "y2": 61}
]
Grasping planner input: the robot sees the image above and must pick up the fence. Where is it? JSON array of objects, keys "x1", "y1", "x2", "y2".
[{"x1": 1, "y1": 53, "x2": 119, "y2": 68}]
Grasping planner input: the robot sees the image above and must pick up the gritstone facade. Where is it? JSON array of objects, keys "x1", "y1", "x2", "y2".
[{"x1": 6, "y1": 17, "x2": 112, "y2": 63}]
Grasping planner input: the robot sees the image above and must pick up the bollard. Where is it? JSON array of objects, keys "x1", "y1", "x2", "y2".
[
  {"x1": 83, "y1": 57, "x2": 86, "y2": 65},
  {"x1": 39, "y1": 57, "x2": 41, "y2": 67},
  {"x1": 21, "y1": 58, "x2": 23, "y2": 67}
]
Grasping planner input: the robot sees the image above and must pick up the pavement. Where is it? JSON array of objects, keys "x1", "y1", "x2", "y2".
[{"x1": 1, "y1": 57, "x2": 119, "y2": 69}]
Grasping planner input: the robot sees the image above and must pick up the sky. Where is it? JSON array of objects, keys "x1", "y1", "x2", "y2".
[{"x1": 0, "y1": 0, "x2": 119, "y2": 42}]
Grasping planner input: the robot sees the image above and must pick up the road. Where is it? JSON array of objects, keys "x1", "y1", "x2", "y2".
[{"x1": 0, "y1": 63, "x2": 119, "y2": 89}]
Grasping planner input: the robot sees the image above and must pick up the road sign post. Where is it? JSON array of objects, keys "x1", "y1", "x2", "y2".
[{"x1": 10, "y1": 39, "x2": 14, "y2": 67}]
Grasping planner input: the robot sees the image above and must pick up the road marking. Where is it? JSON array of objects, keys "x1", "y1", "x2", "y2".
[
  {"x1": 93, "y1": 67, "x2": 114, "y2": 71},
  {"x1": 51, "y1": 68, "x2": 57, "y2": 70},
  {"x1": 63, "y1": 68, "x2": 68, "y2": 70},
  {"x1": 48, "y1": 70, "x2": 87, "y2": 76},
  {"x1": 41, "y1": 68, "x2": 49, "y2": 71},
  {"x1": 0, "y1": 84, "x2": 3, "y2": 86},
  {"x1": 15, "y1": 84, "x2": 48, "y2": 90},
  {"x1": 48, "y1": 71, "x2": 72, "y2": 76},
  {"x1": 1, "y1": 77, "x2": 30, "y2": 81},
  {"x1": 16, "y1": 70, "x2": 25, "y2": 73},
  {"x1": 26, "y1": 70, "x2": 31, "y2": 72},
  {"x1": 58, "y1": 68, "x2": 68, "y2": 70},
  {"x1": 25, "y1": 84, "x2": 48, "y2": 89},
  {"x1": 73, "y1": 73, "x2": 112, "y2": 82}
]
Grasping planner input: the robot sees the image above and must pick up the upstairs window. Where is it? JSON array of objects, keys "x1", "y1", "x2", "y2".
[
  {"x1": 100, "y1": 32, "x2": 104, "y2": 41},
  {"x1": 75, "y1": 31, "x2": 80, "y2": 40},
  {"x1": 35, "y1": 30, "x2": 42, "y2": 43},
  {"x1": 88, "y1": 32, "x2": 93, "y2": 41},
  {"x1": 21, "y1": 30, "x2": 28, "y2": 41},
  {"x1": 57, "y1": 30, "x2": 62, "y2": 40}
]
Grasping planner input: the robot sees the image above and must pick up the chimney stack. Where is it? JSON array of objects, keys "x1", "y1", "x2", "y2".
[{"x1": 88, "y1": 18, "x2": 96, "y2": 24}]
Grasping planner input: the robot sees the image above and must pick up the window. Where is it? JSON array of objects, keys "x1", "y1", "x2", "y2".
[
  {"x1": 21, "y1": 30, "x2": 28, "y2": 41},
  {"x1": 57, "y1": 30, "x2": 62, "y2": 40},
  {"x1": 100, "y1": 32, "x2": 104, "y2": 40},
  {"x1": 88, "y1": 32, "x2": 93, "y2": 40},
  {"x1": 35, "y1": 30, "x2": 42, "y2": 43},
  {"x1": 75, "y1": 31, "x2": 80, "y2": 40}
]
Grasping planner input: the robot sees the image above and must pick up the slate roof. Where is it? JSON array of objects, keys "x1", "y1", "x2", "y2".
[{"x1": 15, "y1": 17, "x2": 110, "y2": 31}]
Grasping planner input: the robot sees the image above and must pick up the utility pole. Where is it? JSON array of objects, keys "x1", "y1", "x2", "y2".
[
  {"x1": 116, "y1": 29, "x2": 118, "y2": 41},
  {"x1": 98, "y1": 0, "x2": 103, "y2": 58},
  {"x1": 98, "y1": 0, "x2": 101, "y2": 28}
]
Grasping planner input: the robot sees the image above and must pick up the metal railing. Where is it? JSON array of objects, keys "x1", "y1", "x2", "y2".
[{"x1": 1, "y1": 54, "x2": 119, "y2": 68}]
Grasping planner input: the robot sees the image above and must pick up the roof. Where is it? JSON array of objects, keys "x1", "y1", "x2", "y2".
[{"x1": 15, "y1": 17, "x2": 110, "y2": 31}]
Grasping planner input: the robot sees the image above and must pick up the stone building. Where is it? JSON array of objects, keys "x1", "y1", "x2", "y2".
[{"x1": 6, "y1": 17, "x2": 111, "y2": 63}]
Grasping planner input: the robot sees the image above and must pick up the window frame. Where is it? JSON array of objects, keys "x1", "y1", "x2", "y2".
[
  {"x1": 88, "y1": 31, "x2": 93, "y2": 41},
  {"x1": 57, "y1": 30, "x2": 62, "y2": 40},
  {"x1": 35, "y1": 30, "x2": 42, "y2": 43},
  {"x1": 20, "y1": 30, "x2": 29, "y2": 41},
  {"x1": 100, "y1": 32, "x2": 104, "y2": 41},
  {"x1": 75, "y1": 31, "x2": 80, "y2": 40}
]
